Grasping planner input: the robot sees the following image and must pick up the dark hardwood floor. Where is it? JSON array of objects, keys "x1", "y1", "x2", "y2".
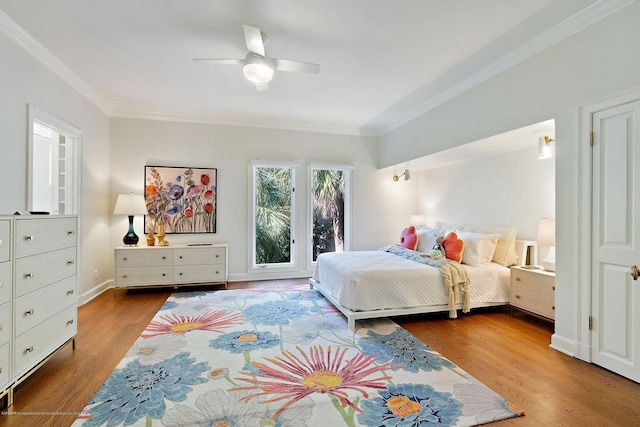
[{"x1": 1, "y1": 279, "x2": 638, "y2": 426}]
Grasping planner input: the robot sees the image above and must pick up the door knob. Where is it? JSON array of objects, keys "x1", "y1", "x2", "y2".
[{"x1": 631, "y1": 265, "x2": 639, "y2": 281}]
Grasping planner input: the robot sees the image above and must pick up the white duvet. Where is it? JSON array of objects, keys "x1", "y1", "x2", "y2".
[{"x1": 312, "y1": 250, "x2": 511, "y2": 312}]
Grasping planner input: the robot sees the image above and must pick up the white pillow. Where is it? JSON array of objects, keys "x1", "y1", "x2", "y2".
[
  {"x1": 462, "y1": 224, "x2": 518, "y2": 266},
  {"x1": 416, "y1": 226, "x2": 439, "y2": 253},
  {"x1": 435, "y1": 221, "x2": 464, "y2": 235},
  {"x1": 455, "y1": 230, "x2": 500, "y2": 266}
]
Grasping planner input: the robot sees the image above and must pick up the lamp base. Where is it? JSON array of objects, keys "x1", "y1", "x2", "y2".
[
  {"x1": 541, "y1": 246, "x2": 555, "y2": 272},
  {"x1": 123, "y1": 215, "x2": 139, "y2": 246}
]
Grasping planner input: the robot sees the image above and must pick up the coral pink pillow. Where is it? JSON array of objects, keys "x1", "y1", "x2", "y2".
[
  {"x1": 400, "y1": 226, "x2": 418, "y2": 250},
  {"x1": 443, "y1": 232, "x2": 464, "y2": 262}
]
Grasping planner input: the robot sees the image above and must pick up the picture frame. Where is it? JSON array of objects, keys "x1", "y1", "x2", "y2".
[{"x1": 144, "y1": 165, "x2": 217, "y2": 234}]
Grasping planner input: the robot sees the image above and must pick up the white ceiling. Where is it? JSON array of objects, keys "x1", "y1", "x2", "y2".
[{"x1": 0, "y1": 0, "x2": 613, "y2": 136}]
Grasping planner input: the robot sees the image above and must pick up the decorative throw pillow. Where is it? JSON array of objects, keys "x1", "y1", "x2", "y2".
[
  {"x1": 455, "y1": 230, "x2": 500, "y2": 266},
  {"x1": 462, "y1": 224, "x2": 518, "y2": 266},
  {"x1": 416, "y1": 226, "x2": 439, "y2": 253},
  {"x1": 443, "y1": 232, "x2": 464, "y2": 262},
  {"x1": 400, "y1": 226, "x2": 418, "y2": 250}
]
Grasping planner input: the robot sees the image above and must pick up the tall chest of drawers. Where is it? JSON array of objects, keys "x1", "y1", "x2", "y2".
[
  {"x1": 11, "y1": 216, "x2": 78, "y2": 399},
  {"x1": 0, "y1": 217, "x2": 12, "y2": 406}
]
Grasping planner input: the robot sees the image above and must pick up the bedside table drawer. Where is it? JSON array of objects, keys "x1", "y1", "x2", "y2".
[
  {"x1": 511, "y1": 287, "x2": 555, "y2": 319},
  {"x1": 511, "y1": 269, "x2": 555, "y2": 296}
]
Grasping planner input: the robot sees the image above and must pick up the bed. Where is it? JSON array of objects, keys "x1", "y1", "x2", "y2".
[{"x1": 310, "y1": 223, "x2": 526, "y2": 330}]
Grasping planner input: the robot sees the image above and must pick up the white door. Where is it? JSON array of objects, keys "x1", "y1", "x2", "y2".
[{"x1": 591, "y1": 100, "x2": 640, "y2": 382}]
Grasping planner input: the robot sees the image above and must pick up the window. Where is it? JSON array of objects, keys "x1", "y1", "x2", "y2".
[
  {"x1": 309, "y1": 163, "x2": 352, "y2": 265},
  {"x1": 28, "y1": 106, "x2": 81, "y2": 215},
  {"x1": 250, "y1": 161, "x2": 297, "y2": 270}
]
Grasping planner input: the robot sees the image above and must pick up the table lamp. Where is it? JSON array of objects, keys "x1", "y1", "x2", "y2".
[
  {"x1": 537, "y1": 218, "x2": 556, "y2": 271},
  {"x1": 114, "y1": 193, "x2": 147, "y2": 246}
]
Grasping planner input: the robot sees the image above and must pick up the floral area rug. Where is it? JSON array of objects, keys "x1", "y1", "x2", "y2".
[{"x1": 74, "y1": 286, "x2": 523, "y2": 427}]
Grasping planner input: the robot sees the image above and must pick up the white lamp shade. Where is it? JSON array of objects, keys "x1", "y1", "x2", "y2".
[
  {"x1": 538, "y1": 217, "x2": 556, "y2": 271},
  {"x1": 410, "y1": 215, "x2": 425, "y2": 226},
  {"x1": 537, "y1": 218, "x2": 555, "y2": 246},
  {"x1": 114, "y1": 193, "x2": 147, "y2": 215}
]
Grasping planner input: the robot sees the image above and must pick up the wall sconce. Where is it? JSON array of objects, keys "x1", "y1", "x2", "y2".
[
  {"x1": 114, "y1": 193, "x2": 148, "y2": 246},
  {"x1": 393, "y1": 169, "x2": 411, "y2": 182},
  {"x1": 538, "y1": 136, "x2": 554, "y2": 159}
]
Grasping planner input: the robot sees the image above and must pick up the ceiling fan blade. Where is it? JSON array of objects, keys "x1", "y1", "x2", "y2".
[
  {"x1": 255, "y1": 82, "x2": 269, "y2": 92},
  {"x1": 243, "y1": 25, "x2": 265, "y2": 57},
  {"x1": 192, "y1": 58, "x2": 243, "y2": 65},
  {"x1": 274, "y1": 59, "x2": 320, "y2": 74}
]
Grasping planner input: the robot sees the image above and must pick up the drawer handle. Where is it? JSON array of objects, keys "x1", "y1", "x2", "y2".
[
  {"x1": 67, "y1": 230, "x2": 75, "y2": 235},
  {"x1": 67, "y1": 260, "x2": 75, "y2": 265},
  {"x1": 552, "y1": 286, "x2": 556, "y2": 291},
  {"x1": 25, "y1": 309, "x2": 34, "y2": 315},
  {"x1": 216, "y1": 271, "x2": 219, "y2": 274},
  {"x1": 24, "y1": 235, "x2": 34, "y2": 241},
  {"x1": 179, "y1": 256, "x2": 183, "y2": 259},
  {"x1": 216, "y1": 254, "x2": 219, "y2": 258},
  {"x1": 123, "y1": 274, "x2": 127, "y2": 278},
  {"x1": 0, "y1": 324, "x2": 3, "y2": 331},
  {"x1": 162, "y1": 273, "x2": 166, "y2": 276},
  {"x1": 162, "y1": 256, "x2": 166, "y2": 260},
  {"x1": 552, "y1": 306, "x2": 555, "y2": 310},
  {"x1": 514, "y1": 277, "x2": 521, "y2": 282},
  {"x1": 514, "y1": 294, "x2": 520, "y2": 299},
  {"x1": 67, "y1": 290, "x2": 75, "y2": 295},
  {"x1": 24, "y1": 272, "x2": 34, "y2": 278},
  {"x1": 179, "y1": 272, "x2": 183, "y2": 276},
  {"x1": 0, "y1": 367, "x2": 2, "y2": 374},
  {"x1": 123, "y1": 257, "x2": 128, "y2": 261},
  {"x1": 67, "y1": 319, "x2": 74, "y2": 325},
  {"x1": 26, "y1": 346, "x2": 34, "y2": 353}
]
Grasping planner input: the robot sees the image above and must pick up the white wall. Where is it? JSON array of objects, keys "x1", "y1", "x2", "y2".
[
  {"x1": 377, "y1": 2, "x2": 640, "y2": 357},
  {"x1": 415, "y1": 145, "x2": 555, "y2": 240},
  {"x1": 0, "y1": 29, "x2": 111, "y2": 304},
  {"x1": 109, "y1": 118, "x2": 404, "y2": 282}
]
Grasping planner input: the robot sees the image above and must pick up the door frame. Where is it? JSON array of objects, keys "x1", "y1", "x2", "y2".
[{"x1": 578, "y1": 85, "x2": 640, "y2": 363}]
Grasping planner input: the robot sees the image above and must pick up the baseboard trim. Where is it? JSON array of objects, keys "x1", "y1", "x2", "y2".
[
  {"x1": 79, "y1": 279, "x2": 113, "y2": 306},
  {"x1": 550, "y1": 333, "x2": 577, "y2": 357},
  {"x1": 228, "y1": 271, "x2": 313, "y2": 282}
]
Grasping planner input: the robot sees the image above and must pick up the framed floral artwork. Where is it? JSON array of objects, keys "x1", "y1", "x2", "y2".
[{"x1": 144, "y1": 166, "x2": 217, "y2": 234}]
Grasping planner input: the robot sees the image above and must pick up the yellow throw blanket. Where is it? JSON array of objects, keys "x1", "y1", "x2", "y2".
[
  {"x1": 439, "y1": 262, "x2": 471, "y2": 318},
  {"x1": 380, "y1": 245, "x2": 471, "y2": 318}
]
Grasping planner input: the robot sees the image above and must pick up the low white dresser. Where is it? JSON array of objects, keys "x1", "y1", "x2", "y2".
[
  {"x1": 510, "y1": 266, "x2": 555, "y2": 321},
  {"x1": 114, "y1": 243, "x2": 228, "y2": 289}
]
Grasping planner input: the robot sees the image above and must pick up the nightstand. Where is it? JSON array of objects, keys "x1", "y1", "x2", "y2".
[{"x1": 510, "y1": 266, "x2": 555, "y2": 321}]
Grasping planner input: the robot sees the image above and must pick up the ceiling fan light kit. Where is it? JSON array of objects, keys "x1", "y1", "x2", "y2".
[
  {"x1": 194, "y1": 24, "x2": 320, "y2": 91},
  {"x1": 242, "y1": 54, "x2": 274, "y2": 83}
]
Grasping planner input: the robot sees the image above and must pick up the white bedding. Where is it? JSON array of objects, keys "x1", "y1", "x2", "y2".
[{"x1": 312, "y1": 250, "x2": 510, "y2": 312}]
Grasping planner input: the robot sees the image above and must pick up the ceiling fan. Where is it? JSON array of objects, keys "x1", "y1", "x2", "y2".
[{"x1": 193, "y1": 25, "x2": 320, "y2": 91}]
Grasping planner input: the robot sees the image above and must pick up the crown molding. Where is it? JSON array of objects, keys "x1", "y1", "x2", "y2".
[
  {"x1": 376, "y1": 0, "x2": 635, "y2": 136},
  {"x1": 110, "y1": 108, "x2": 377, "y2": 137},
  {"x1": 0, "y1": 9, "x2": 113, "y2": 115}
]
